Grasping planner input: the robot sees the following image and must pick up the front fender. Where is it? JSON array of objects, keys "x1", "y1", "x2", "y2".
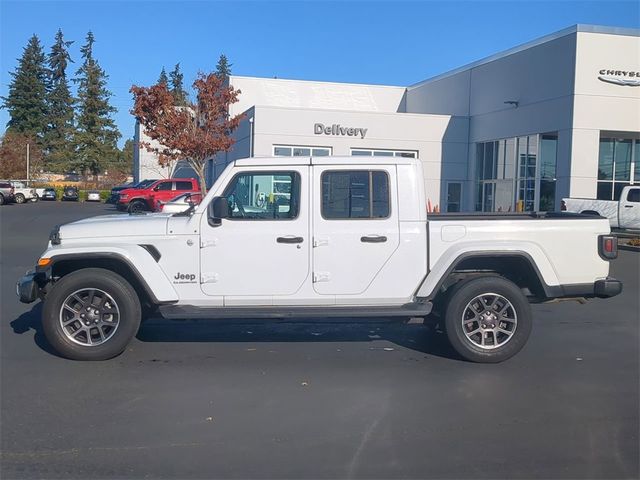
[{"x1": 38, "y1": 243, "x2": 179, "y2": 303}]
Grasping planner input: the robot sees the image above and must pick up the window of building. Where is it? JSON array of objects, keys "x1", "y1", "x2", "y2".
[
  {"x1": 597, "y1": 137, "x2": 637, "y2": 200},
  {"x1": 446, "y1": 182, "x2": 462, "y2": 212},
  {"x1": 539, "y1": 135, "x2": 557, "y2": 211},
  {"x1": 475, "y1": 134, "x2": 557, "y2": 212},
  {"x1": 223, "y1": 171, "x2": 300, "y2": 220},
  {"x1": 321, "y1": 170, "x2": 389, "y2": 219},
  {"x1": 350, "y1": 148, "x2": 417, "y2": 158},
  {"x1": 273, "y1": 145, "x2": 332, "y2": 157}
]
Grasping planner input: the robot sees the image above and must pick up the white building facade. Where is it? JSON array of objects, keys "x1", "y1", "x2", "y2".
[{"x1": 136, "y1": 24, "x2": 640, "y2": 212}]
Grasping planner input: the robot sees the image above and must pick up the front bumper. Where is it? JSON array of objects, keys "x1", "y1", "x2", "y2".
[
  {"x1": 16, "y1": 271, "x2": 38, "y2": 303},
  {"x1": 594, "y1": 278, "x2": 623, "y2": 298}
]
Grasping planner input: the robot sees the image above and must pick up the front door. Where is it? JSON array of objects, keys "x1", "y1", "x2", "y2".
[
  {"x1": 199, "y1": 166, "x2": 310, "y2": 298},
  {"x1": 312, "y1": 165, "x2": 400, "y2": 296},
  {"x1": 619, "y1": 187, "x2": 640, "y2": 229}
]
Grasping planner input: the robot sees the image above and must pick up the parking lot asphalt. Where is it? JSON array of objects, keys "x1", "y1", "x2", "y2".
[{"x1": 1, "y1": 201, "x2": 639, "y2": 479}]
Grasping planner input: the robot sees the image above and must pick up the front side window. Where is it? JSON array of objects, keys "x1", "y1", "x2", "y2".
[
  {"x1": 156, "y1": 181, "x2": 172, "y2": 191},
  {"x1": 223, "y1": 171, "x2": 300, "y2": 220},
  {"x1": 321, "y1": 170, "x2": 389, "y2": 219}
]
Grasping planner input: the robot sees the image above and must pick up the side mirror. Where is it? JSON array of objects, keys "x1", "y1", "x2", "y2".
[{"x1": 208, "y1": 196, "x2": 229, "y2": 225}]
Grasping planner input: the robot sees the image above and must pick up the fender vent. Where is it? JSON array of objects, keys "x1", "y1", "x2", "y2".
[{"x1": 139, "y1": 244, "x2": 161, "y2": 262}]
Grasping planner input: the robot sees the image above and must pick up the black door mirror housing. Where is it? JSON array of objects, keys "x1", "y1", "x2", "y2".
[{"x1": 208, "y1": 196, "x2": 230, "y2": 225}]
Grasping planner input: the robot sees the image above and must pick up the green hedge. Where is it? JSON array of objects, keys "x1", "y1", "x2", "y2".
[{"x1": 51, "y1": 187, "x2": 110, "y2": 202}]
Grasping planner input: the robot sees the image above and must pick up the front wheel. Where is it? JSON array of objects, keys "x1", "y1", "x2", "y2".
[
  {"x1": 128, "y1": 200, "x2": 147, "y2": 214},
  {"x1": 42, "y1": 268, "x2": 141, "y2": 360},
  {"x1": 15, "y1": 193, "x2": 25, "y2": 204},
  {"x1": 444, "y1": 276, "x2": 532, "y2": 363}
]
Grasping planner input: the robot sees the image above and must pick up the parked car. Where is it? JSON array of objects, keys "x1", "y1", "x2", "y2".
[
  {"x1": 41, "y1": 188, "x2": 57, "y2": 201},
  {"x1": 156, "y1": 192, "x2": 203, "y2": 213},
  {"x1": 17, "y1": 157, "x2": 622, "y2": 363},
  {"x1": 562, "y1": 185, "x2": 640, "y2": 230},
  {"x1": 0, "y1": 181, "x2": 15, "y2": 205},
  {"x1": 117, "y1": 178, "x2": 200, "y2": 213},
  {"x1": 0, "y1": 181, "x2": 36, "y2": 204},
  {"x1": 86, "y1": 190, "x2": 101, "y2": 202},
  {"x1": 106, "y1": 180, "x2": 155, "y2": 204},
  {"x1": 62, "y1": 186, "x2": 79, "y2": 201}
]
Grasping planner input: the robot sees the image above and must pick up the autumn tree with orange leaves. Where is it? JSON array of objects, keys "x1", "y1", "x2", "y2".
[{"x1": 130, "y1": 72, "x2": 242, "y2": 194}]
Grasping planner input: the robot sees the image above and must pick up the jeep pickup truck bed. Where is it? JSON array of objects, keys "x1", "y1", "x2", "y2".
[{"x1": 17, "y1": 156, "x2": 622, "y2": 363}]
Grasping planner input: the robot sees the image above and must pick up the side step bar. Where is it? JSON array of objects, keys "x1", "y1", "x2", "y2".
[{"x1": 158, "y1": 302, "x2": 432, "y2": 321}]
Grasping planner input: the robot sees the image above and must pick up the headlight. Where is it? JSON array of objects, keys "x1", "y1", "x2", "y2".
[{"x1": 120, "y1": 193, "x2": 128, "y2": 200}]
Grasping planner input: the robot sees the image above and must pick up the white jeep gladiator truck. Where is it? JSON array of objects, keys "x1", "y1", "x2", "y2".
[{"x1": 17, "y1": 156, "x2": 622, "y2": 363}]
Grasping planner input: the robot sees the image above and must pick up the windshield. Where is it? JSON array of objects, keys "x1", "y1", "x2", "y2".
[{"x1": 133, "y1": 179, "x2": 157, "y2": 189}]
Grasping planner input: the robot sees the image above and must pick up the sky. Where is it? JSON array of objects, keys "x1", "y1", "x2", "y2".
[{"x1": 1, "y1": 0, "x2": 639, "y2": 147}]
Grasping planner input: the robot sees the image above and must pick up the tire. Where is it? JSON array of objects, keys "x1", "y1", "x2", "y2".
[
  {"x1": 128, "y1": 200, "x2": 147, "y2": 214},
  {"x1": 15, "y1": 193, "x2": 25, "y2": 204},
  {"x1": 443, "y1": 276, "x2": 532, "y2": 363},
  {"x1": 0, "y1": 194, "x2": 4, "y2": 205},
  {"x1": 42, "y1": 268, "x2": 141, "y2": 360}
]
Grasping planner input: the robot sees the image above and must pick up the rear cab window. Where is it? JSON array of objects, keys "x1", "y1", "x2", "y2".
[{"x1": 321, "y1": 170, "x2": 390, "y2": 219}]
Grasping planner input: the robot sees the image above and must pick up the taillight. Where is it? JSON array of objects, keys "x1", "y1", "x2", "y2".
[
  {"x1": 599, "y1": 235, "x2": 618, "y2": 260},
  {"x1": 561, "y1": 200, "x2": 566, "y2": 211}
]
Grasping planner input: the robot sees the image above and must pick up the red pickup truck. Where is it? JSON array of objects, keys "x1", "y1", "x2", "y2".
[{"x1": 116, "y1": 178, "x2": 200, "y2": 213}]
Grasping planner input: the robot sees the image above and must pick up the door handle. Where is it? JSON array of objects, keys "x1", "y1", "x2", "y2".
[
  {"x1": 277, "y1": 236, "x2": 304, "y2": 244},
  {"x1": 361, "y1": 235, "x2": 387, "y2": 243},
  {"x1": 624, "y1": 205, "x2": 634, "y2": 208}
]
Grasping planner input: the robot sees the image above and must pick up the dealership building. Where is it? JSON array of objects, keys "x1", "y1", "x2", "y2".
[{"x1": 134, "y1": 24, "x2": 640, "y2": 212}]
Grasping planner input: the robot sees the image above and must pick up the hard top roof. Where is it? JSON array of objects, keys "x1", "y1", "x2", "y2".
[{"x1": 234, "y1": 155, "x2": 421, "y2": 167}]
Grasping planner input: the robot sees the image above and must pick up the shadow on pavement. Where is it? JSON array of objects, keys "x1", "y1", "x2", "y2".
[
  {"x1": 9, "y1": 304, "x2": 460, "y2": 361},
  {"x1": 9, "y1": 302, "x2": 61, "y2": 357},
  {"x1": 136, "y1": 316, "x2": 461, "y2": 360}
]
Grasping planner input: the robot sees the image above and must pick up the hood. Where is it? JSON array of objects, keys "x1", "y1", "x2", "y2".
[{"x1": 59, "y1": 213, "x2": 172, "y2": 240}]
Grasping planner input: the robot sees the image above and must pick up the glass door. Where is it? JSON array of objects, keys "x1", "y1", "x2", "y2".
[{"x1": 516, "y1": 135, "x2": 538, "y2": 212}]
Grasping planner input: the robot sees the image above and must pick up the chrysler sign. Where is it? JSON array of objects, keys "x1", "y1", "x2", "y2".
[
  {"x1": 598, "y1": 69, "x2": 640, "y2": 86},
  {"x1": 314, "y1": 123, "x2": 368, "y2": 139}
]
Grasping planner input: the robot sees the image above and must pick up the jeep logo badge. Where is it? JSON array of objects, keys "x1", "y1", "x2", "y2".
[{"x1": 173, "y1": 272, "x2": 197, "y2": 284}]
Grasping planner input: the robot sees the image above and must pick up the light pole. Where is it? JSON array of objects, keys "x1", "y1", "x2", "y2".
[{"x1": 26, "y1": 143, "x2": 30, "y2": 182}]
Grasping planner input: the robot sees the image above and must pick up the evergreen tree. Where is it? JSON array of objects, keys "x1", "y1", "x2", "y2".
[
  {"x1": 73, "y1": 31, "x2": 120, "y2": 175},
  {"x1": 215, "y1": 54, "x2": 232, "y2": 79},
  {"x1": 44, "y1": 29, "x2": 75, "y2": 172},
  {"x1": 169, "y1": 63, "x2": 188, "y2": 106},
  {"x1": 1, "y1": 35, "x2": 49, "y2": 137},
  {"x1": 157, "y1": 67, "x2": 169, "y2": 87}
]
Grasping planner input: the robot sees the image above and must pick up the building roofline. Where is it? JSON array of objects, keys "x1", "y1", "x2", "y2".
[
  {"x1": 229, "y1": 74, "x2": 406, "y2": 91},
  {"x1": 408, "y1": 24, "x2": 640, "y2": 89},
  {"x1": 240, "y1": 103, "x2": 453, "y2": 119}
]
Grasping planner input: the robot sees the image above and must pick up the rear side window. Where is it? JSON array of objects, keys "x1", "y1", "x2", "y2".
[
  {"x1": 176, "y1": 181, "x2": 193, "y2": 191},
  {"x1": 628, "y1": 188, "x2": 640, "y2": 203},
  {"x1": 156, "y1": 181, "x2": 172, "y2": 191},
  {"x1": 321, "y1": 170, "x2": 390, "y2": 219}
]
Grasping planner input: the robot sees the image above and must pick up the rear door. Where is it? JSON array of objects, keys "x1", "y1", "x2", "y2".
[
  {"x1": 312, "y1": 165, "x2": 400, "y2": 295},
  {"x1": 619, "y1": 187, "x2": 640, "y2": 229}
]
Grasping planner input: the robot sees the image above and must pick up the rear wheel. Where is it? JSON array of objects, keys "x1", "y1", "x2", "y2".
[
  {"x1": 0, "y1": 194, "x2": 4, "y2": 205},
  {"x1": 42, "y1": 268, "x2": 141, "y2": 360},
  {"x1": 443, "y1": 276, "x2": 532, "y2": 363},
  {"x1": 15, "y1": 193, "x2": 25, "y2": 204}
]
